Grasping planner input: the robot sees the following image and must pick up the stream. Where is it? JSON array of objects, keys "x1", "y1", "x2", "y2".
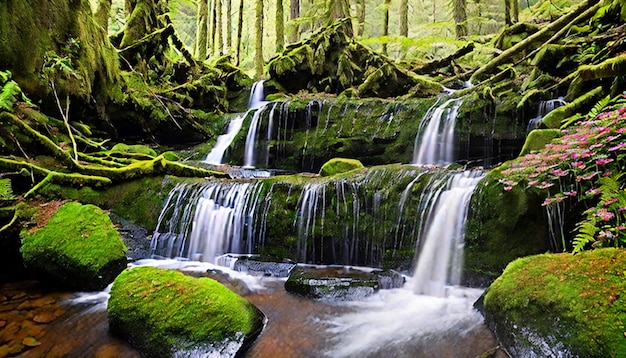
[{"x1": 0, "y1": 260, "x2": 500, "y2": 357}]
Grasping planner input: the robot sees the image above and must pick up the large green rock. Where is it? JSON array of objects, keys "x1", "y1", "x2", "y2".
[
  {"x1": 107, "y1": 266, "x2": 264, "y2": 357},
  {"x1": 20, "y1": 201, "x2": 127, "y2": 291},
  {"x1": 319, "y1": 157, "x2": 364, "y2": 177},
  {"x1": 483, "y1": 249, "x2": 626, "y2": 357}
]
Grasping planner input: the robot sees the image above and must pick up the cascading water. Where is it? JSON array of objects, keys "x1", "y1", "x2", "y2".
[
  {"x1": 150, "y1": 181, "x2": 268, "y2": 263},
  {"x1": 412, "y1": 96, "x2": 463, "y2": 166},
  {"x1": 527, "y1": 97, "x2": 567, "y2": 132},
  {"x1": 412, "y1": 170, "x2": 485, "y2": 297},
  {"x1": 204, "y1": 80, "x2": 267, "y2": 165}
]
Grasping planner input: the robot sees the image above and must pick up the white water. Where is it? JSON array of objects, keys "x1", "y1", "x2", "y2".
[
  {"x1": 204, "y1": 114, "x2": 246, "y2": 165},
  {"x1": 412, "y1": 170, "x2": 485, "y2": 296},
  {"x1": 151, "y1": 182, "x2": 267, "y2": 264},
  {"x1": 204, "y1": 80, "x2": 267, "y2": 165},
  {"x1": 412, "y1": 97, "x2": 463, "y2": 166},
  {"x1": 527, "y1": 97, "x2": 567, "y2": 132}
]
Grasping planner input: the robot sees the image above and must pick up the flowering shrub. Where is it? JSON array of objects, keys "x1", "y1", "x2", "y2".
[{"x1": 498, "y1": 94, "x2": 626, "y2": 253}]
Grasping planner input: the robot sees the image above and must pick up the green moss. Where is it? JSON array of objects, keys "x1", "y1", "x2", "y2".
[
  {"x1": 542, "y1": 86, "x2": 604, "y2": 129},
  {"x1": 20, "y1": 201, "x2": 127, "y2": 290},
  {"x1": 108, "y1": 266, "x2": 264, "y2": 356},
  {"x1": 319, "y1": 158, "x2": 365, "y2": 177},
  {"x1": 519, "y1": 129, "x2": 562, "y2": 155},
  {"x1": 464, "y1": 168, "x2": 551, "y2": 284},
  {"x1": 484, "y1": 249, "x2": 626, "y2": 357},
  {"x1": 110, "y1": 143, "x2": 158, "y2": 157}
]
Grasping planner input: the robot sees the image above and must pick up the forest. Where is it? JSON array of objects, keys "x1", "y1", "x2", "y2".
[{"x1": 0, "y1": 0, "x2": 626, "y2": 356}]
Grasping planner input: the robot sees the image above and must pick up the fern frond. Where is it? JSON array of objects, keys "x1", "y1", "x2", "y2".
[
  {"x1": 573, "y1": 218, "x2": 598, "y2": 253},
  {"x1": 0, "y1": 179, "x2": 16, "y2": 201}
]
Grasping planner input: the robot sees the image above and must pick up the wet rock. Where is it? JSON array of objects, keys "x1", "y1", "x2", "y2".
[
  {"x1": 233, "y1": 257, "x2": 296, "y2": 278},
  {"x1": 285, "y1": 265, "x2": 405, "y2": 301},
  {"x1": 109, "y1": 213, "x2": 151, "y2": 261}
]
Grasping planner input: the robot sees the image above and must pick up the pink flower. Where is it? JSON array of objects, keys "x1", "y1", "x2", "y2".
[
  {"x1": 603, "y1": 198, "x2": 619, "y2": 206},
  {"x1": 596, "y1": 158, "x2": 614, "y2": 165},
  {"x1": 571, "y1": 161, "x2": 585, "y2": 169},
  {"x1": 504, "y1": 186, "x2": 513, "y2": 191},
  {"x1": 538, "y1": 181, "x2": 554, "y2": 189},
  {"x1": 609, "y1": 142, "x2": 626, "y2": 151},
  {"x1": 594, "y1": 208, "x2": 615, "y2": 221},
  {"x1": 551, "y1": 168, "x2": 569, "y2": 177},
  {"x1": 586, "y1": 188, "x2": 601, "y2": 196},
  {"x1": 563, "y1": 190, "x2": 577, "y2": 197}
]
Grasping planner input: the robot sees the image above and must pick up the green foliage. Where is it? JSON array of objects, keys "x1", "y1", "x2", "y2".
[{"x1": 0, "y1": 178, "x2": 16, "y2": 202}]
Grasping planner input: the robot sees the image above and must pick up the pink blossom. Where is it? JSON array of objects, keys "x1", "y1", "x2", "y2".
[
  {"x1": 538, "y1": 181, "x2": 554, "y2": 189},
  {"x1": 596, "y1": 158, "x2": 614, "y2": 165},
  {"x1": 608, "y1": 142, "x2": 626, "y2": 151},
  {"x1": 563, "y1": 190, "x2": 577, "y2": 197},
  {"x1": 504, "y1": 186, "x2": 513, "y2": 192},
  {"x1": 603, "y1": 198, "x2": 619, "y2": 206},
  {"x1": 585, "y1": 188, "x2": 601, "y2": 196},
  {"x1": 594, "y1": 208, "x2": 615, "y2": 221},
  {"x1": 571, "y1": 161, "x2": 585, "y2": 168}
]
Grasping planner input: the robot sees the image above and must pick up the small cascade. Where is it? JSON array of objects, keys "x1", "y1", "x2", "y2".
[
  {"x1": 527, "y1": 97, "x2": 567, "y2": 132},
  {"x1": 412, "y1": 170, "x2": 485, "y2": 297},
  {"x1": 204, "y1": 80, "x2": 267, "y2": 165},
  {"x1": 243, "y1": 104, "x2": 273, "y2": 168},
  {"x1": 204, "y1": 113, "x2": 246, "y2": 165},
  {"x1": 412, "y1": 97, "x2": 463, "y2": 166},
  {"x1": 150, "y1": 181, "x2": 269, "y2": 263}
]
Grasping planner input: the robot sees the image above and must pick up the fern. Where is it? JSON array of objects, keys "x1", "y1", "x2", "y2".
[
  {"x1": 573, "y1": 218, "x2": 598, "y2": 253},
  {"x1": 0, "y1": 179, "x2": 16, "y2": 202},
  {"x1": 0, "y1": 80, "x2": 22, "y2": 111}
]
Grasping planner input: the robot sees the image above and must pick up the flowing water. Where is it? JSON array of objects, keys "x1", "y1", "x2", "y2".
[
  {"x1": 412, "y1": 96, "x2": 463, "y2": 166},
  {"x1": 204, "y1": 81, "x2": 267, "y2": 165},
  {"x1": 526, "y1": 97, "x2": 567, "y2": 132}
]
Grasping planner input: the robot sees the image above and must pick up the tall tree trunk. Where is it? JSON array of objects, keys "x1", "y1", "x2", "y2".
[
  {"x1": 210, "y1": 0, "x2": 217, "y2": 56},
  {"x1": 383, "y1": 0, "x2": 390, "y2": 55},
  {"x1": 326, "y1": 0, "x2": 353, "y2": 37},
  {"x1": 226, "y1": 0, "x2": 232, "y2": 53},
  {"x1": 453, "y1": 0, "x2": 468, "y2": 38},
  {"x1": 432, "y1": 0, "x2": 436, "y2": 22},
  {"x1": 288, "y1": 0, "x2": 300, "y2": 43},
  {"x1": 95, "y1": 0, "x2": 112, "y2": 30},
  {"x1": 216, "y1": 0, "x2": 223, "y2": 55},
  {"x1": 505, "y1": 0, "x2": 518, "y2": 25},
  {"x1": 399, "y1": 0, "x2": 408, "y2": 37},
  {"x1": 276, "y1": 0, "x2": 285, "y2": 52},
  {"x1": 356, "y1": 0, "x2": 365, "y2": 36},
  {"x1": 236, "y1": 0, "x2": 244, "y2": 65},
  {"x1": 254, "y1": 0, "x2": 264, "y2": 80},
  {"x1": 195, "y1": 0, "x2": 209, "y2": 60}
]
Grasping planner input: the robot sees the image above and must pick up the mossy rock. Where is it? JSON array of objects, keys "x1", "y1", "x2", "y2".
[
  {"x1": 483, "y1": 248, "x2": 626, "y2": 357},
  {"x1": 107, "y1": 266, "x2": 264, "y2": 357},
  {"x1": 319, "y1": 157, "x2": 364, "y2": 177},
  {"x1": 519, "y1": 129, "x2": 561, "y2": 155},
  {"x1": 19, "y1": 201, "x2": 127, "y2": 291},
  {"x1": 285, "y1": 265, "x2": 405, "y2": 301}
]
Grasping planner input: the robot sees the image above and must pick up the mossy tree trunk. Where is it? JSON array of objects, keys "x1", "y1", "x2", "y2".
[
  {"x1": 289, "y1": 0, "x2": 300, "y2": 43},
  {"x1": 504, "y1": 0, "x2": 519, "y2": 25},
  {"x1": 236, "y1": 0, "x2": 245, "y2": 65},
  {"x1": 326, "y1": 0, "x2": 353, "y2": 37},
  {"x1": 276, "y1": 0, "x2": 285, "y2": 52},
  {"x1": 357, "y1": 0, "x2": 366, "y2": 37},
  {"x1": 226, "y1": 0, "x2": 232, "y2": 53},
  {"x1": 454, "y1": 0, "x2": 468, "y2": 38},
  {"x1": 210, "y1": 0, "x2": 217, "y2": 57},
  {"x1": 216, "y1": 0, "x2": 223, "y2": 55},
  {"x1": 254, "y1": 0, "x2": 264, "y2": 80},
  {"x1": 195, "y1": 0, "x2": 209, "y2": 59},
  {"x1": 399, "y1": 0, "x2": 408, "y2": 37}
]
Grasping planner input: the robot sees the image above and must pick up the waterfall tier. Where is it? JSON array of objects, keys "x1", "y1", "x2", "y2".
[{"x1": 412, "y1": 97, "x2": 463, "y2": 166}]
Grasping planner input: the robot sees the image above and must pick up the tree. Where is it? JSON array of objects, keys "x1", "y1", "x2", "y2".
[
  {"x1": 216, "y1": 0, "x2": 223, "y2": 55},
  {"x1": 195, "y1": 0, "x2": 209, "y2": 60},
  {"x1": 254, "y1": 0, "x2": 264, "y2": 79},
  {"x1": 276, "y1": 0, "x2": 285, "y2": 52},
  {"x1": 399, "y1": 0, "x2": 408, "y2": 37},
  {"x1": 288, "y1": 0, "x2": 300, "y2": 43},
  {"x1": 226, "y1": 0, "x2": 232, "y2": 53},
  {"x1": 356, "y1": 0, "x2": 365, "y2": 36},
  {"x1": 505, "y1": 0, "x2": 519, "y2": 25},
  {"x1": 236, "y1": 0, "x2": 244, "y2": 65},
  {"x1": 210, "y1": 0, "x2": 217, "y2": 56},
  {"x1": 326, "y1": 0, "x2": 353, "y2": 37},
  {"x1": 453, "y1": 0, "x2": 468, "y2": 38},
  {"x1": 383, "y1": 0, "x2": 391, "y2": 55}
]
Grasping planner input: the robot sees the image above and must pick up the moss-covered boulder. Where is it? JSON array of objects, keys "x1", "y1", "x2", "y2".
[
  {"x1": 519, "y1": 129, "x2": 561, "y2": 155},
  {"x1": 19, "y1": 201, "x2": 127, "y2": 291},
  {"x1": 483, "y1": 249, "x2": 626, "y2": 357},
  {"x1": 319, "y1": 158, "x2": 364, "y2": 177},
  {"x1": 285, "y1": 265, "x2": 405, "y2": 301},
  {"x1": 107, "y1": 266, "x2": 264, "y2": 357}
]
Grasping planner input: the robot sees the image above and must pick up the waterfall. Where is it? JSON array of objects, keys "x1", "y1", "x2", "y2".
[
  {"x1": 412, "y1": 170, "x2": 484, "y2": 297},
  {"x1": 150, "y1": 181, "x2": 268, "y2": 264},
  {"x1": 243, "y1": 104, "x2": 272, "y2": 168},
  {"x1": 204, "y1": 81, "x2": 267, "y2": 165},
  {"x1": 412, "y1": 97, "x2": 462, "y2": 166},
  {"x1": 527, "y1": 97, "x2": 567, "y2": 132}
]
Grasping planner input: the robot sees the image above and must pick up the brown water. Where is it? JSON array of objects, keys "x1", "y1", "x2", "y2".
[{"x1": 0, "y1": 274, "x2": 503, "y2": 358}]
